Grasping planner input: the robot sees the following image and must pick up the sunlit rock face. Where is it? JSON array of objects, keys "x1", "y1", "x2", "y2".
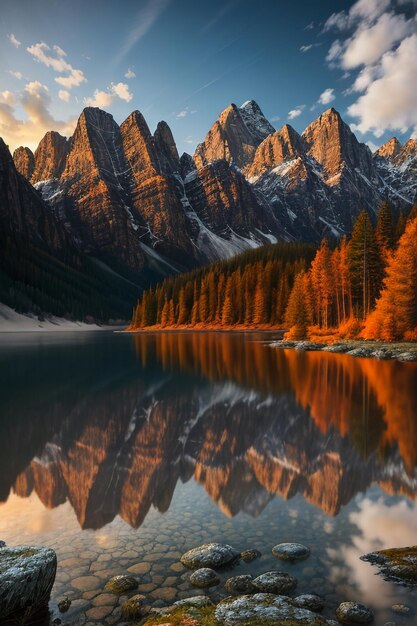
[
  {"x1": 36, "y1": 107, "x2": 147, "y2": 272},
  {"x1": 31, "y1": 131, "x2": 70, "y2": 184},
  {"x1": 2, "y1": 334, "x2": 416, "y2": 531},
  {"x1": 12, "y1": 146, "x2": 35, "y2": 180},
  {"x1": 194, "y1": 101, "x2": 274, "y2": 170}
]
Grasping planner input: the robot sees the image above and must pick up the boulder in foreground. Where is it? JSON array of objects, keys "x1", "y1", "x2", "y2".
[
  {"x1": 0, "y1": 545, "x2": 57, "y2": 624},
  {"x1": 180, "y1": 543, "x2": 240, "y2": 569}
]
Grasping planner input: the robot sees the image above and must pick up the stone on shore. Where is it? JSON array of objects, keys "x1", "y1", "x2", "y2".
[
  {"x1": 293, "y1": 594, "x2": 325, "y2": 612},
  {"x1": 215, "y1": 593, "x2": 330, "y2": 625},
  {"x1": 180, "y1": 543, "x2": 239, "y2": 569},
  {"x1": 224, "y1": 574, "x2": 255, "y2": 594},
  {"x1": 0, "y1": 545, "x2": 57, "y2": 623},
  {"x1": 272, "y1": 542, "x2": 310, "y2": 562},
  {"x1": 252, "y1": 571, "x2": 297, "y2": 594},
  {"x1": 336, "y1": 602, "x2": 374, "y2": 624},
  {"x1": 189, "y1": 568, "x2": 220, "y2": 588},
  {"x1": 103, "y1": 574, "x2": 138, "y2": 594}
]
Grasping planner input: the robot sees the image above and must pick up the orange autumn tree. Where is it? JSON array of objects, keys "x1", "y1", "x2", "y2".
[{"x1": 363, "y1": 217, "x2": 417, "y2": 341}]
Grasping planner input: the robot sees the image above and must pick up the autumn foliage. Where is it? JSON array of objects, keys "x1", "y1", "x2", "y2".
[{"x1": 130, "y1": 203, "x2": 417, "y2": 342}]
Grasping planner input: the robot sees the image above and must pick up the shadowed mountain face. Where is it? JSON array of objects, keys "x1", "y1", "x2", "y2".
[
  {"x1": 9, "y1": 101, "x2": 416, "y2": 285},
  {"x1": 1, "y1": 333, "x2": 416, "y2": 530}
]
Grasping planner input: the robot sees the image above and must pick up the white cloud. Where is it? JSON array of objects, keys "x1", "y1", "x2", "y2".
[
  {"x1": 111, "y1": 82, "x2": 133, "y2": 102},
  {"x1": 84, "y1": 82, "x2": 134, "y2": 108},
  {"x1": 348, "y1": 33, "x2": 417, "y2": 136},
  {"x1": 0, "y1": 82, "x2": 76, "y2": 152},
  {"x1": 342, "y1": 12, "x2": 413, "y2": 69},
  {"x1": 8, "y1": 70, "x2": 23, "y2": 80},
  {"x1": 27, "y1": 42, "x2": 86, "y2": 89},
  {"x1": 324, "y1": 0, "x2": 417, "y2": 138},
  {"x1": 0, "y1": 90, "x2": 15, "y2": 106},
  {"x1": 58, "y1": 89, "x2": 70, "y2": 102},
  {"x1": 55, "y1": 69, "x2": 86, "y2": 88},
  {"x1": 288, "y1": 105, "x2": 305, "y2": 119},
  {"x1": 125, "y1": 68, "x2": 136, "y2": 79},
  {"x1": 318, "y1": 88, "x2": 335, "y2": 105},
  {"x1": 175, "y1": 106, "x2": 196, "y2": 118},
  {"x1": 84, "y1": 89, "x2": 114, "y2": 108},
  {"x1": 270, "y1": 115, "x2": 281, "y2": 122},
  {"x1": 184, "y1": 135, "x2": 194, "y2": 144},
  {"x1": 7, "y1": 33, "x2": 21, "y2": 48}
]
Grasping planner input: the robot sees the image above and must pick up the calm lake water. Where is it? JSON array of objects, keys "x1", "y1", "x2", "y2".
[{"x1": 0, "y1": 331, "x2": 417, "y2": 625}]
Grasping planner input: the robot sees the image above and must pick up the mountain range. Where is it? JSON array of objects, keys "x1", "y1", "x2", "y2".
[{"x1": 2, "y1": 99, "x2": 417, "y2": 319}]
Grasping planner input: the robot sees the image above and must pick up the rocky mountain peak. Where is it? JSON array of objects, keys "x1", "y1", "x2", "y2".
[
  {"x1": 375, "y1": 137, "x2": 402, "y2": 160},
  {"x1": 302, "y1": 107, "x2": 374, "y2": 181},
  {"x1": 31, "y1": 130, "x2": 69, "y2": 184},
  {"x1": 239, "y1": 100, "x2": 275, "y2": 142},
  {"x1": 12, "y1": 146, "x2": 35, "y2": 180},
  {"x1": 153, "y1": 121, "x2": 180, "y2": 176},
  {"x1": 194, "y1": 100, "x2": 273, "y2": 170},
  {"x1": 246, "y1": 124, "x2": 305, "y2": 179},
  {"x1": 396, "y1": 139, "x2": 417, "y2": 164},
  {"x1": 120, "y1": 110, "x2": 159, "y2": 182},
  {"x1": 180, "y1": 152, "x2": 197, "y2": 179}
]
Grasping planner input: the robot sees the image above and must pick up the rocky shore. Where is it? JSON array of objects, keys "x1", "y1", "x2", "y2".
[
  {"x1": 270, "y1": 340, "x2": 417, "y2": 361},
  {"x1": 3, "y1": 540, "x2": 416, "y2": 625}
]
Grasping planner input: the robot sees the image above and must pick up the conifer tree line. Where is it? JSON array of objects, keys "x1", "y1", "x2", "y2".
[
  {"x1": 130, "y1": 243, "x2": 315, "y2": 329},
  {"x1": 130, "y1": 203, "x2": 417, "y2": 341}
]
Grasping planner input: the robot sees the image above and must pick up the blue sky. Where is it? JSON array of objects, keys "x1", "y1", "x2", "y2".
[{"x1": 0, "y1": 0, "x2": 416, "y2": 153}]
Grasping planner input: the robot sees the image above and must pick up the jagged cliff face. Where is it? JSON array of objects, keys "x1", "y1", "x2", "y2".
[
  {"x1": 31, "y1": 131, "x2": 70, "y2": 184},
  {"x1": 194, "y1": 101, "x2": 274, "y2": 170},
  {"x1": 7, "y1": 100, "x2": 417, "y2": 281},
  {"x1": 120, "y1": 111, "x2": 195, "y2": 263},
  {"x1": 12, "y1": 146, "x2": 35, "y2": 180},
  {"x1": 375, "y1": 138, "x2": 417, "y2": 204},
  {"x1": 38, "y1": 108, "x2": 147, "y2": 272},
  {"x1": 249, "y1": 108, "x2": 385, "y2": 238},
  {"x1": 0, "y1": 138, "x2": 66, "y2": 253}
]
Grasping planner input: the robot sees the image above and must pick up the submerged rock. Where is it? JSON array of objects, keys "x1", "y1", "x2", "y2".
[
  {"x1": 181, "y1": 543, "x2": 240, "y2": 569},
  {"x1": 361, "y1": 546, "x2": 417, "y2": 585},
  {"x1": 215, "y1": 593, "x2": 330, "y2": 625},
  {"x1": 104, "y1": 574, "x2": 138, "y2": 594},
  {"x1": 391, "y1": 603, "x2": 413, "y2": 615},
  {"x1": 293, "y1": 594, "x2": 325, "y2": 612},
  {"x1": 253, "y1": 571, "x2": 297, "y2": 594},
  {"x1": 272, "y1": 542, "x2": 310, "y2": 562},
  {"x1": 189, "y1": 567, "x2": 220, "y2": 588},
  {"x1": 0, "y1": 545, "x2": 57, "y2": 623},
  {"x1": 336, "y1": 602, "x2": 374, "y2": 624},
  {"x1": 121, "y1": 595, "x2": 144, "y2": 619},
  {"x1": 240, "y1": 548, "x2": 261, "y2": 562},
  {"x1": 224, "y1": 574, "x2": 255, "y2": 594},
  {"x1": 58, "y1": 598, "x2": 71, "y2": 613}
]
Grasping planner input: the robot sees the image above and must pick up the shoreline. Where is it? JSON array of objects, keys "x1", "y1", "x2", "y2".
[{"x1": 124, "y1": 327, "x2": 417, "y2": 361}]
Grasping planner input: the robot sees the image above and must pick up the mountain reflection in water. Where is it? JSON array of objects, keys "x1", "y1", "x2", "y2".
[{"x1": 0, "y1": 331, "x2": 416, "y2": 530}]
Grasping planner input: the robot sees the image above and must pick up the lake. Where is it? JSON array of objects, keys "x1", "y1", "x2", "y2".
[{"x1": 0, "y1": 331, "x2": 416, "y2": 625}]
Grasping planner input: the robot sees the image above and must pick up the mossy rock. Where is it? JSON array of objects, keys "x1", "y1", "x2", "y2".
[
  {"x1": 121, "y1": 595, "x2": 144, "y2": 620},
  {"x1": 214, "y1": 593, "x2": 331, "y2": 625},
  {"x1": 141, "y1": 601, "x2": 216, "y2": 625},
  {"x1": 104, "y1": 574, "x2": 138, "y2": 594},
  {"x1": 361, "y1": 546, "x2": 417, "y2": 585}
]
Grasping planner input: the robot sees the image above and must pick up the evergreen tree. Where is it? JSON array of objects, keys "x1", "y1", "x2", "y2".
[
  {"x1": 376, "y1": 200, "x2": 394, "y2": 261},
  {"x1": 284, "y1": 272, "x2": 309, "y2": 339},
  {"x1": 363, "y1": 217, "x2": 417, "y2": 340},
  {"x1": 348, "y1": 211, "x2": 382, "y2": 319}
]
